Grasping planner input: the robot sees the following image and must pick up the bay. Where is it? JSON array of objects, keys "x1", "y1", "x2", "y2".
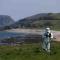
[{"x1": 0, "y1": 31, "x2": 26, "y2": 39}]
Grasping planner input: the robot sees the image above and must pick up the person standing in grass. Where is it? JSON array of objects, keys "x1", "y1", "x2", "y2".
[{"x1": 42, "y1": 27, "x2": 53, "y2": 53}]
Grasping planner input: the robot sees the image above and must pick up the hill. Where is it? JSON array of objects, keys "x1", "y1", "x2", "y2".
[
  {"x1": 11, "y1": 13, "x2": 60, "y2": 30},
  {"x1": 0, "y1": 15, "x2": 14, "y2": 30}
]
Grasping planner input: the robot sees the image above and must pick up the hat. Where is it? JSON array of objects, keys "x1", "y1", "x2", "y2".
[
  {"x1": 46, "y1": 28, "x2": 50, "y2": 30},
  {"x1": 45, "y1": 27, "x2": 50, "y2": 33}
]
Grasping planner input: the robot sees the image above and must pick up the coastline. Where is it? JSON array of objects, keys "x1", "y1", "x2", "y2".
[
  {"x1": 5, "y1": 28, "x2": 42, "y2": 34},
  {"x1": 5, "y1": 28, "x2": 60, "y2": 42}
]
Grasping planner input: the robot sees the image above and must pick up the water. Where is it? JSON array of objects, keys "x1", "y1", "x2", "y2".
[{"x1": 0, "y1": 31, "x2": 26, "y2": 39}]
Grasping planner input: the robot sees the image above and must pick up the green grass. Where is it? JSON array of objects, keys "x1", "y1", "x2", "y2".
[{"x1": 0, "y1": 42, "x2": 60, "y2": 60}]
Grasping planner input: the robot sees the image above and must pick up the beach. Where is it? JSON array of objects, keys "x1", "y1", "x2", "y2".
[{"x1": 5, "y1": 28, "x2": 60, "y2": 42}]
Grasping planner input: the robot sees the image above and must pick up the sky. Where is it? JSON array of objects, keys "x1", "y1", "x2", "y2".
[{"x1": 0, "y1": 0, "x2": 59, "y2": 21}]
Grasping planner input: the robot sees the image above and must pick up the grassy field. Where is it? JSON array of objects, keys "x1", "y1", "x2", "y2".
[{"x1": 0, "y1": 42, "x2": 60, "y2": 60}]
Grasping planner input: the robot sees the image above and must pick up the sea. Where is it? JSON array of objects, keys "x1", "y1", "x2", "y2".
[{"x1": 0, "y1": 31, "x2": 26, "y2": 39}]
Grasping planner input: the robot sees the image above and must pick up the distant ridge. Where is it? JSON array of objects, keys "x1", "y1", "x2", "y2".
[
  {"x1": 10, "y1": 13, "x2": 60, "y2": 30},
  {"x1": 0, "y1": 15, "x2": 14, "y2": 30}
]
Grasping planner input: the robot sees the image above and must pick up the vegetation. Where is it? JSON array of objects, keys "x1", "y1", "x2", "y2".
[
  {"x1": 0, "y1": 42, "x2": 59, "y2": 60},
  {"x1": 1, "y1": 38, "x2": 16, "y2": 43},
  {"x1": 11, "y1": 13, "x2": 60, "y2": 30}
]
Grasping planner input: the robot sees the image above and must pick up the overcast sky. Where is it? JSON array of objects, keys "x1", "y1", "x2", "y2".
[{"x1": 0, "y1": 0, "x2": 59, "y2": 21}]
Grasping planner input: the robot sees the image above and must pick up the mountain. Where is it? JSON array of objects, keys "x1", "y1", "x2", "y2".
[
  {"x1": 0, "y1": 15, "x2": 14, "y2": 30},
  {"x1": 11, "y1": 13, "x2": 60, "y2": 30}
]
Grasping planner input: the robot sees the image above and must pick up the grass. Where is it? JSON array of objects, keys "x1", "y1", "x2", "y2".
[{"x1": 0, "y1": 42, "x2": 59, "y2": 60}]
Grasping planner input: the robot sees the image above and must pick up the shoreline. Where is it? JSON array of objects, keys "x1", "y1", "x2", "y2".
[
  {"x1": 5, "y1": 29, "x2": 42, "y2": 34},
  {"x1": 0, "y1": 28, "x2": 60, "y2": 42}
]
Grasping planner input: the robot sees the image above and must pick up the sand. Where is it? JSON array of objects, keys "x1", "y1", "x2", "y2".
[{"x1": 5, "y1": 28, "x2": 60, "y2": 41}]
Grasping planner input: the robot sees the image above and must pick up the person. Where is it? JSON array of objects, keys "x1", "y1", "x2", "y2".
[{"x1": 42, "y1": 27, "x2": 53, "y2": 52}]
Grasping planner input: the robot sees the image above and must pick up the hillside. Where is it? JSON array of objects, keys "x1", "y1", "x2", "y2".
[
  {"x1": 11, "y1": 13, "x2": 60, "y2": 30},
  {"x1": 0, "y1": 15, "x2": 14, "y2": 30}
]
